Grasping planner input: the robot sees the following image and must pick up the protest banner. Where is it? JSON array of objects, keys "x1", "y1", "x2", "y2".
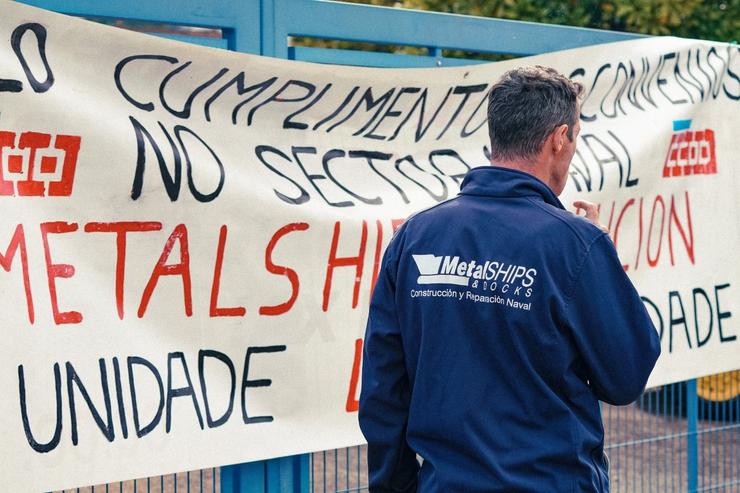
[{"x1": 1, "y1": 1, "x2": 738, "y2": 489}]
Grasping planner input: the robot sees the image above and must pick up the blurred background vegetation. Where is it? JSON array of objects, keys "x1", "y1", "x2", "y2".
[
  {"x1": 96, "y1": 0, "x2": 738, "y2": 62},
  {"x1": 291, "y1": 0, "x2": 738, "y2": 60}
]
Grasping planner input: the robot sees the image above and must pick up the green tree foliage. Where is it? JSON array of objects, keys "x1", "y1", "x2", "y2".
[
  {"x1": 292, "y1": 0, "x2": 738, "y2": 58},
  {"x1": 400, "y1": 0, "x2": 737, "y2": 40}
]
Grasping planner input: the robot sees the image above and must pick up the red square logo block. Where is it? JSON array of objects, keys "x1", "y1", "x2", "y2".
[
  {"x1": 40, "y1": 154, "x2": 58, "y2": 174},
  {"x1": 7, "y1": 154, "x2": 24, "y2": 174},
  {"x1": 0, "y1": 130, "x2": 81, "y2": 197},
  {"x1": 662, "y1": 126, "x2": 717, "y2": 178}
]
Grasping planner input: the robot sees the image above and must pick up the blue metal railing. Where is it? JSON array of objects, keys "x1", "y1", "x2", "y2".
[
  {"x1": 19, "y1": 0, "x2": 641, "y2": 65},
  {"x1": 53, "y1": 384, "x2": 740, "y2": 492},
  {"x1": 309, "y1": 382, "x2": 739, "y2": 493},
  {"x1": 17, "y1": 0, "x2": 737, "y2": 491},
  {"x1": 688, "y1": 379, "x2": 700, "y2": 492}
]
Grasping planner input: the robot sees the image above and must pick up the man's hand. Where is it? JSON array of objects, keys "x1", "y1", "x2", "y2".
[{"x1": 573, "y1": 200, "x2": 609, "y2": 234}]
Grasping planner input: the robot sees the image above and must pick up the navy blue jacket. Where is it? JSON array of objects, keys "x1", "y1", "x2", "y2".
[{"x1": 359, "y1": 166, "x2": 661, "y2": 493}]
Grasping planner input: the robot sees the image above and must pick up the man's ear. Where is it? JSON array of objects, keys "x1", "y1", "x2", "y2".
[{"x1": 551, "y1": 123, "x2": 569, "y2": 153}]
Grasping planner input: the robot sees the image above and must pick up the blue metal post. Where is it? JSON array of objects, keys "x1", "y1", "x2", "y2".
[
  {"x1": 221, "y1": 455, "x2": 310, "y2": 493},
  {"x1": 260, "y1": 0, "x2": 277, "y2": 57},
  {"x1": 686, "y1": 379, "x2": 698, "y2": 492}
]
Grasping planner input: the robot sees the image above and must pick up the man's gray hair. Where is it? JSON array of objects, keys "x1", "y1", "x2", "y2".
[{"x1": 487, "y1": 65, "x2": 583, "y2": 162}]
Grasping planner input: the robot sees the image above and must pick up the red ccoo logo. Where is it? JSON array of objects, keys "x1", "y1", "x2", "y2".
[
  {"x1": 662, "y1": 119, "x2": 716, "y2": 178},
  {"x1": 0, "y1": 130, "x2": 81, "y2": 197}
]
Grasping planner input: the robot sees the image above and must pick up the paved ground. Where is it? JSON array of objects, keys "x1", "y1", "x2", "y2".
[{"x1": 63, "y1": 399, "x2": 739, "y2": 493}]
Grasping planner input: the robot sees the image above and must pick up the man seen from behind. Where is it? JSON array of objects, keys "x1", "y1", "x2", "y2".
[{"x1": 359, "y1": 65, "x2": 662, "y2": 493}]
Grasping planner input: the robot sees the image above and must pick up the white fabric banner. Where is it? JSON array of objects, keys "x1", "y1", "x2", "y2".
[{"x1": 1, "y1": 1, "x2": 738, "y2": 490}]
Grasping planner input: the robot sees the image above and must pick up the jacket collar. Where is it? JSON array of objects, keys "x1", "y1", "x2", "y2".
[{"x1": 458, "y1": 165, "x2": 565, "y2": 210}]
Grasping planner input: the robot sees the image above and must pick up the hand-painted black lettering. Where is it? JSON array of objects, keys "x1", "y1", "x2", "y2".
[
  {"x1": 112, "y1": 357, "x2": 129, "y2": 439},
  {"x1": 292, "y1": 146, "x2": 353, "y2": 207},
  {"x1": 248, "y1": 80, "x2": 316, "y2": 126},
  {"x1": 715, "y1": 283, "x2": 736, "y2": 343},
  {"x1": 241, "y1": 345, "x2": 287, "y2": 424},
  {"x1": 284, "y1": 83, "x2": 333, "y2": 130},
  {"x1": 482, "y1": 145, "x2": 491, "y2": 162},
  {"x1": 128, "y1": 356, "x2": 165, "y2": 438},
  {"x1": 389, "y1": 87, "x2": 452, "y2": 142},
  {"x1": 569, "y1": 68, "x2": 590, "y2": 121},
  {"x1": 321, "y1": 149, "x2": 375, "y2": 206},
  {"x1": 460, "y1": 89, "x2": 489, "y2": 138},
  {"x1": 314, "y1": 86, "x2": 359, "y2": 131},
  {"x1": 394, "y1": 155, "x2": 448, "y2": 202},
  {"x1": 115, "y1": 55, "x2": 178, "y2": 111},
  {"x1": 599, "y1": 64, "x2": 624, "y2": 119},
  {"x1": 611, "y1": 63, "x2": 630, "y2": 117},
  {"x1": 0, "y1": 77, "x2": 22, "y2": 92},
  {"x1": 10, "y1": 23, "x2": 54, "y2": 93},
  {"x1": 673, "y1": 53, "x2": 701, "y2": 104},
  {"x1": 694, "y1": 49, "x2": 715, "y2": 101},
  {"x1": 174, "y1": 125, "x2": 225, "y2": 202},
  {"x1": 129, "y1": 117, "x2": 182, "y2": 201},
  {"x1": 291, "y1": 146, "x2": 354, "y2": 207},
  {"x1": 641, "y1": 296, "x2": 664, "y2": 342},
  {"x1": 668, "y1": 290, "x2": 692, "y2": 353},
  {"x1": 66, "y1": 360, "x2": 114, "y2": 445},
  {"x1": 348, "y1": 150, "x2": 406, "y2": 203},
  {"x1": 580, "y1": 134, "x2": 617, "y2": 191},
  {"x1": 198, "y1": 350, "x2": 236, "y2": 428},
  {"x1": 607, "y1": 130, "x2": 638, "y2": 188},
  {"x1": 568, "y1": 149, "x2": 592, "y2": 193},
  {"x1": 436, "y1": 84, "x2": 487, "y2": 140},
  {"x1": 722, "y1": 47, "x2": 739, "y2": 100},
  {"x1": 204, "y1": 73, "x2": 277, "y2": 123},
  {"x1": 624, "y1": 61, "x2": 647, "y2": 112},
  {"x1": 581, "y1": 64, "x2": 611, "y2": 122},
  {"x1": 671, "y1": 53, "x2": 696, "y2": 104},
  {"x1": 707, "y1": 47, "x2": 729, "y2": 99},
  {"x1": 18, "y1": 363, "x2": 63, "y2": 453},
  {"x1": 165, "y1": 352, "x2": 204, "y2": 433},
  {"x1": 684, "y1": 49, "x2": 707, "y2": 101},
  {"x1": 255, "y1": 145, "x2": 310, "y2": 205},
  {"x1": 692, "y1": 288, "x2": 713, "y2": 348},
  {"x1": 640, "y1": 57, "x2": 659, "y2": 109},
  {"x1": 327, "y1": 87, "x2": 394, "y2": 133},
  {"x1": 428, "y1": 149, "x2": 470, "y2": 186},
  {"x1": 159, "y1": 62, "x2": 229, "y2": 119},
  {"x1": 656, "y1": 53, "x2": 688, "y2": 105},
  {"x1": 364, "y1": 87, "x2": 421, "y2": 140}
]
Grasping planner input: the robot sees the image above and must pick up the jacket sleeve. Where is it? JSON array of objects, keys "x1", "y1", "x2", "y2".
[
  {"x1": 563, "y1": 233, "x2": 662, "y2": 406},
  {"x1": 359, "y1": 228, "x2": 419, "y2": 493}
]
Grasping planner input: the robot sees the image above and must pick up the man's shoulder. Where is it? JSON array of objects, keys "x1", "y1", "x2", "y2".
[
  {"x1": 383, "y1": 197, "x2": 461, "y2": 256},
  {"x1": 394, "y1": 196, "x2": 461, "y2": 237},
  {"x1": 394, "y1": 194, "x2": 605, "y2": 251},
  {"x1": 527, "y1": 198, "x2": 605, "y2": 249}
]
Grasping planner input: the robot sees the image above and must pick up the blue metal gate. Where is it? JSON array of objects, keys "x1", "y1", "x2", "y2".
[{"x1": 16, "y1": 1, "x2": 739, "y2": 491}]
